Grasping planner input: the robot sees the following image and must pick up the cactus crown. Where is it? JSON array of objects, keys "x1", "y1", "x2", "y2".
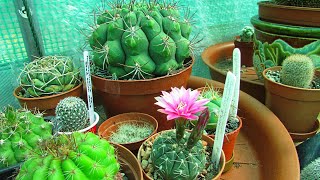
[
  {"x1": 55, "y1": 97, "x2": 89, "y2": 132},
  {"x1": 280, "y1": 54, "x2": 315, "y2": 88},
  {"x1": 239, "y1": 26, "x2": 254, "y2": 42},
  {"x1": 272, "y1": 0, "x2": 320, "y2": 8},
  {"x1": 19, "y1": 56, "x2": 81, "y2": 98},
  {"x1": 89, "y1": 0, "x2": 196, "y2": 80},
  {"x1": 0, "y1": 106, "x2": 52, "y2": 168},
  {"x1": 16, "y1": 132, "x2": 120, "y2": 180}
]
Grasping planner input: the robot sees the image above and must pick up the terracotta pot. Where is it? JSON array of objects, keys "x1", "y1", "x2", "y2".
[
  {"x1": 251, "y1": 15, "x2": 320, "y2": 48},
  {"x1": 92, "y1": 58, "x2": 194, "y2": 131},
  {"x1": 113, "y1": 143, "x2": 143, "y2": 180},
  {"x1": 137, "y1": 129, "x2": 225, "y2": 180},
  {"x1": 262, "y1": 66, "x2": 320, "y2": 141},
  {"x1": 258, "y1": 1, "x2": 320, "y2": 27},
  {"x1": 201, "y1": 41, "x2": 265, "y2": 103},
  {"x1": 187, "y1": 76, "x2": 300, "y2": 179},
  {"x1": 98, "y1": 112, "x2": 158, "y2": 152},
  {"x1": 13, "y1": 81, "x2": 83, "y2": 116},
  {"x1": 58, "y1": 112, "x2": 100, "y2": 135},
  {"x1": 234, "y1": 38, "x2": 254, "y2": 67}
]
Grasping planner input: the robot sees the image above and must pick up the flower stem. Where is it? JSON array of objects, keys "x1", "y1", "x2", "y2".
[
  {"x1": 187, "y1": 108, "x2": 209, "y2": 149},
  {"x1": 175, "y1": 117, "x2": 187, "y2": 143}
]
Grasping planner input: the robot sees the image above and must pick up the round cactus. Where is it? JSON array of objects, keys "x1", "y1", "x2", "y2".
[
  {"x1": 55, "y1": 97, "x2": 89, "y2": 132},
  {"x1": 151, "y1": 130, "x2": 206, "y2": 180},
  {"x1": 16, "y1": 132, "x2": 120, "y2": 180},
  {"x1": 0, "y1": 106, "x2": 52, "y2": 169},
  {"x1": 280, "y1": 54, "x2": 315, "y2": 88},
  {"x1": 19, "y1": 56, "x2": 81, "y2": 98},
  {"x1": 239, "y1": 26, "x2": 254, "y2": 42},
  {"x1": 90, "y1": 0, "x2": 194, "y2": 80}
]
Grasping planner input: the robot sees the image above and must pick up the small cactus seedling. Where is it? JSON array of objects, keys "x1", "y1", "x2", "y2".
[
  {"x1": 15, "y1": 132, "x2": 120, "y2": 180},
  {"x1": 239, "y1": 26, "x2": 254, "y2": 42},
  {"x1": 19, "y1": 56, "x2": 81, "y2": 98},
  {"x1": 280, "y1": 54, "x2": 315, "y2": 88},
  {"x1": 55, "y1": 97, "x2": 89, "y2": 132},
  {"x1": 0, "y1": 106, "x2": 52, "y2": 169}
]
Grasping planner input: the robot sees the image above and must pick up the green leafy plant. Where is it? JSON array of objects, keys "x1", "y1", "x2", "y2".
[
  {"x1": 18, "y1": 56, "x2": 81, "y2": 98},
  {"x1": 16, "y1": 132, "x2": 120, "y2": 180},
  {"x1": 109, "y1": 122, "x2": 154, "y2": 144},
  {"x1": 0, "y1": 106, "x2": 52, "y2": 169},
  {"x1": 280, "y1": 54, "x2": 315, "y2": 88},
  {"x1": 272, "y1": 0, "x2": 320, "y2": 8},
  {"x1": 89, "y1": 0, "x2": 196, "y2": 80},
  {"x1": 239, "y1": 26, "x2": 254, "y2": 42},
  {"x1": 55, "y1": 97, "x2": 89, "y2": 132}
]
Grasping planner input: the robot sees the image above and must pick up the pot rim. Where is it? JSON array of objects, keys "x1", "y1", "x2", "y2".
[
  {"x1": 91, "y1": 57, "x2": 194, "y2": 83},
  {"x1": 58, "y1": 112, "x2": 99, "y2": 135},
  {"x1": 258, "y1": 1, "x2": 320, "y2": 11},
  {"x1": 13, "y1": 80, "x2": 84, "y2": 101},
  {"x1": 98, "y1": 112, "x2": 158, "y2": 145}
]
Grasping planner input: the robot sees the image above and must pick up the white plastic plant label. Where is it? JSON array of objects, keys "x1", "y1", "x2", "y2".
[
  {"x1": 230, "y1": 48, "x2": 241, "y2": 118},
  {"x1": 212, "y1": 71, "x2": 236, "y2": 170},
  {"x1": 83, "y1": 51, "x2": 95, "y2": 124}
]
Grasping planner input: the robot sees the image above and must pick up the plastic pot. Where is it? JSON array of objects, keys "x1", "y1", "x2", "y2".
[{"x1": 98, "y1": 112, "x2": 158, "y2": 152}]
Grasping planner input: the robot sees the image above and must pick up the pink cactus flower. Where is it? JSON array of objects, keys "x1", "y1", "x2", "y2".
[{"x1": 155, "y1": 87, "x2": 209, "y2": 120}]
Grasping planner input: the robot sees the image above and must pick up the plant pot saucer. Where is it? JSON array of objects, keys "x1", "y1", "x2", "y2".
[
  {"x1": 290, "y1": 120, "x2": 320, "y2": 142},
  {"x1": 223, "y1": 151, "x2": 234, "y2": 173},
  {"x1": 201, "y1": 42, "x2": 265, "y2": 103}
]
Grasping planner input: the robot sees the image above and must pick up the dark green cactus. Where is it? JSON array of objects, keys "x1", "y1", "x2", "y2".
[
  {"x1": 55, "y1": 97, "x2": 89, "y2": 132},
  {"x1": 19, "y1": 56, "x2": 81, "y2": 98},
  {"x1": 90, "y1": 0, "x2": 194, "y2": 80},
  {"x1": 16, "y1": 132, "x2": 120, "y2": 180},
  {"x1": 280, "y1": 54, "x2": 315, "y2": 88},
  {"x1": 0, "y1": 106, "x2": 52, "y2": 169},
  {"x1": 151, "y1": 109, "x2": 209, "y2": 180}
]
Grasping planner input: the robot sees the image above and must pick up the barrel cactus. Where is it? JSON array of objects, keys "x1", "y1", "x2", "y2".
[
  {"x1": 19, "y1": 56, "x2": 81, "y2": 98},
  {"x1": 16, "y1": 132, "x2": 120, "y2": 180},
  {"x1": 280, "y1": 54, "x2": 315, "y2": 88},
  {"x1": 90, "y1": 0, "x2": 195, "y2": 80},
  {"x1": 0, "y1": 106, "x2": 52, "y2": 169},
  {"x1": 55, "y1": 97, "x2": 89, "y2": 132}
]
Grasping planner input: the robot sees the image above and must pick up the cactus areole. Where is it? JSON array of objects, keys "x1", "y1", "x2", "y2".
[
  {"x1": 16, "y1": 132, "x2": 120, "y2": 180},
  {"x1": 90, "y1": 0, "x2": 194, "y2": 80}
]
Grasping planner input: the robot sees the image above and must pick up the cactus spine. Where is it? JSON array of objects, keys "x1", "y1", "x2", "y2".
[
  {"x1": 55, "y1": 97, "x2": 89, "y2": 132},
  {"x1": 280, "y1": 54, "x2": 315, "y2": 88},
  {"x1": 0, "y1": 106, "x2": 52, "y2": 169},
  {"x1": 16, "y1": 132, "x2": 120, "y2": 180},
  {"x1": 90, "y1": 0, "x2": 195, "y2": 80}
]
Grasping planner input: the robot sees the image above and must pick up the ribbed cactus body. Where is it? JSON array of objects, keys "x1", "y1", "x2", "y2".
[
  {"x1": 151, "y1": 130, "x2": 206, "y2": 180},
  {"x1": 16, "y1": 132, "x2": 120, "y2": 180},
  {"x1": 0, "y1": 107, "x2": 52, "y2": 169},
  {"x1": 19, "y1": 56, "x2": 81, "y2": 98},
  {"x1": 90, "y1": 1, "x2": 192, "y2": 80},
  {"x1": 55, "y1": 97, "x2": 89, "y2": 132},
  {"x1": 280, "y1": 54, "x2": 315, "y2": 88}
]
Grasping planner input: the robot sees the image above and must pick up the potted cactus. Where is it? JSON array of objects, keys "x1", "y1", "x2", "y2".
[
  {"x1": 89, "y1": 0, "x2": 196, "y2": 131},
  {"x1": 55, "y1": 97, "x2": 99, "y2": 134},
  {"x1": 137, "y1": 87, "x2": 225, "y2": 179},
  {"x1": 263, "y1": 54, "x2": 320, "y2": 141},
  {"x1": 0, "y1": 106, "x2": 52, "y2": 174},
  {"x1": 98, "y1": 112, "x2": 158, "y2": 152},
  {"x1": 234, "y1": 26, "x2": 254, "y2": 67},
  {"x1": 13, "y1": 56, "x2": 83, "y2": 116}
]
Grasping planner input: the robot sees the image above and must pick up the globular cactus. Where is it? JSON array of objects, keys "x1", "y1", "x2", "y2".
[
  {"x1": 55, "y1": 97, "x2": 89, "y2": 132},
  {"x1": 239, "y1": 26, "x2": 254, "y2": 42},
  {"x1": 0, "y1": 106, "x2": 52, "y2": 169},
  {"x1": 90, "y1": 0, "x2": 194, "y2": 80},
  {"x1": 16, "y1": 132, "x2": 120, "y2": 180},
  {"x1": 19, "y1": 56, "x2": 81, "y2": 98},
  {"x1": 199, "y1": 87, "x2": 222, "y2": 126},
  {"x1": 280, "y1": 54, "x2": 315, "y2": 88}
]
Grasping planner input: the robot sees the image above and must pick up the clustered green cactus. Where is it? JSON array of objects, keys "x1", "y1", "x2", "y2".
[
  {"x1": 16, "y1": 132, "x2": 120, "y2": 180},
  {"x1": 90, "y1": 0, "x2": 195, "y2": 80},
  {"x1": 19, "y1": 56, "x2": 81, "y2": 98},
  {"x1": 239, "y1": 26, "x2": 254, "y2": 42},
  {"x1": 0, "y1": 106, "x2": 52, "y2": 169},
  {"x1": 272, "y1": 0, "x2": 320, "y2": 8},
  {"x1": 55, "y1": 97, "x2": 89, "y2": 132},
  {"x1": 280, "y1": 54, "x2": 315, "y2": 88}
]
